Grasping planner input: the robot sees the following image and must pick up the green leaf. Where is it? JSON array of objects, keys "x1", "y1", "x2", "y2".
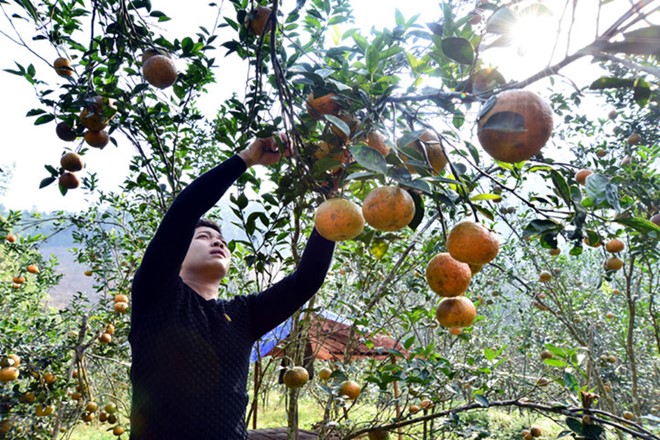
[
  {"x1": 349, "y1": 145, "x2": 388, "y2": 175},
  {"x1": 39, "y1": 176, "x2": 56, "y2": 189},
  {"x1": 543, "y1": 358, "x2": 568, "y2": 368},
  {"x1": 480, "y1": 111, "x2": 526, "y2": 133},
  {"x1": 597, "y1": 25, "x2": 660, "y2": 56},
  {"x1": 633, "y1": 77, "x2": 651, "y2": 107},
  {"x1": 369, "y1": 240, "x2": 388, "y2": 260},
  {"x1": 615, "y1": 217, "x2": 660, "y2": 235},
  {"x1": 523, "y1": 219, "x2": 561, "y2": 238},
  {"x1": 589, "y1": 77, "x2": 635, "y2": 90},
  {"x1": 470, "y1": 193, "x2": 502, "y2": 202},
  {"x1": 565, "y1": 417, "x2": 584, "y2": 434},
  {"x1": 585, "y1": 174, "x2": 610, "y2": 206},
  {"x1": 34, "y1": 114, "x2": 55, "y2": 125},
  {"x1": 440, "y1": 37, "x2": 474, "y2": 64},
  {"x1": 550, "y1": 170, "x2": 573, "y2": 207},
  {"x1": 474, "y1": 394, "x2": 489, "y2": 407}
]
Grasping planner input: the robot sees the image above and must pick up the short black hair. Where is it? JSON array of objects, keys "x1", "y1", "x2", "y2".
[{"x1": 195, "y1": 218, "x2": 222, "y2": 236}]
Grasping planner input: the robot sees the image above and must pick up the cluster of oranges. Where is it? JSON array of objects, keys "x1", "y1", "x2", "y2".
[
  {"x1": 113, "y1": 294, "x2": 129, "y2": 314},
  {"x1": 427, "y1": 220, "x2": 499, "y2": 334},
  {"x1": 51, "y1": 47, "x2": 178, "y2": 192}
]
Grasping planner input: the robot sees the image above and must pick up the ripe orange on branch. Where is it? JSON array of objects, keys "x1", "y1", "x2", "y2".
[
  {"x1": 53, "y1": 57, "x2": 74, "y2": 77},
  {"x1": 365, "y1": 130, "x2": 391, "y2": 157},
  {"x1": 446, "y1": 220, "x2": 499, "y2": 265},
  {"x1": 436, "y1": 296, "x2": 477, "y2": 328},
  {"x1": 59, "y1": 172, "x2": 80, "y2": 189},
  {"x1": 605, "y1": 238, "x2": 625, "y2": 253},
  {"x1": 246, "y1": 5, "x2": 273, "y2": 36},
  {"x1": 282, "y1": 366, "x2": 309, "y2": 389},
  {"x1": 84, "y1": 129, "x2": 109, "y2": 148},
  {"x1": 306, "y1": 92, "x2": 341, "y2": 120},
  {"x1": 477, "y1": 89, "x2": 553, "y2": 163},
  {"x1": 60, "y1": 152, "x2": 84, "y2": 172},
  {"x1": 425, "y1": 253, "x2": 472, "y2": 297},
  {"x1": 79, "y1": 95, "x2": 114, "y2": 131},
  {"x1": 575, "y1": 169, "x2": 593, "y2": 185},
  {"x1": 361, "y1": 186, "x2": 415, "y2": 232},
  {"x1": 398, "y1": 129, "x2": 447, "y2": 175},
  {"x1": 314, "y1": 198, "x2": 364, "y2": 241},
  {"x1": 339, "y1": 380, "x2": 361, "y2": 400},
  {"x1": 142, "y1": 54, "x2": 177, "y2": 89},
  {"x1": 56, "y1": 121, "x2": 77, "y2": 141}
]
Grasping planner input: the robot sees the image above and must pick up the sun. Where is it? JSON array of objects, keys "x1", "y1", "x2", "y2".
[{"x1": 481, "y1": 3, "x2": 563, "y2": 79}]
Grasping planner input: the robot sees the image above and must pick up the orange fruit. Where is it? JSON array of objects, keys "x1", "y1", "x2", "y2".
[
  {"x1": 606, "y1": 312, "x2": 614, "y2": 319},
  {"x1": 43, "y1": 372, "x2": 56, "y2": 384},
  {"x1": 105, "y1": 323, "x2": 115, "y2": 335},
  {"x1": 446, "y1": 220, "x2": 499, "y2": 265},
  {"x1": 420, "y1": 399, "x2": 433, "y2": 409},
  {"x1": 114, "y1": 294, "x2": 129, "y2": 303},
  {"x1": 448, "y1": 327, "x2": 462, "y2": 335},
  {"x1": 306, "y1": 92, "x2": 341, "y2": 120},
  {"x1": 60, "y1": 152, "x2": 84, "y2": 172},
  {"x1": 27, "y1": 264, "x2": 39, "y2": 274},
  {"x1": 623, "y1": 410, "x2": 635, "y2": 420},
  {"x1": 246, "y1": 5, "x2": 272, "y2": 35},
  {"x1": 142, "y1": 54, "x2": 177, "y2": 89},
  {"x1": 314, "y1": 198, "x2": 364, "y2": 241},
  {"x1": 59, "y1": 172, "x2": 80, "y2": 189},
  {"x1": 575, "y1": 169, "x2": 592, "y2": 185},
  {"x1": 318, "y1": 367, "x2": 332, "y2": 381},
  {"x1": 522, "y1": 430, "x2": 533, "y2": 440},
  {"x1": 365, "y1": 130, "x2": 391, "y2": 156},
  {"x1": 104, "y1": 403, "x2": 118, "y2": 414},
  {"x1": 56, "y1": 121, "x2": 78, "y2": 141},
  {"x1": 5, "y1": 233, "x2": 16, "y2": 243},
  {"x1": 79, "y1": 95, "x2": 114, "y2": 131},
  {"x1": 81, "y1": 412, "x2": 95, "y2": 422},
  {"x1": 650, "y1": 213, "x2": 660, "y2": 226},
  {"x1": 35, "y1": 404, "x2": 55, "y2": 417},
  {"x1": 605, "y1": 238, "x2": 625, "y2": 253},
  {"x1": 12, "y1": 275, "x2": 25, "y2": 284},
  {"x1": 113, "y1": 426, "x2": 125, "y2": 436},
  {"x1": 84, "y1": 129, "x2": 109, "y2": 148},
  {"x1": 549, "y1": 248, "x2": 560, "y2": 256},
  {"x1": 339, "y1": 380, "x2": 361, "y2": 400},
  {"x1": 626, "y1": 133, "x2": 641, "y2": 145},
  {"x1": 538, "y1": 270, "x2": 552, "y2": 282},
  {"x1": 20, "y1": 391, "x2": 36, "y2": 403},
  {"x1": 0, "y1": 367, "x2": 19, "y2": 382},
  {"x1": 53, "y1": 57, "x2": 74, "y2": 77},
  {"x1": 114, "y1": 302, "x2": 129, "y2": 313},
  {"x1": 409, "y1": 404, "x2": 420, "y2": 413},
  {"x1": 85, "y1": 401, "x2": 99, "y2": 412},
  {"x1": 477, "y1": 89, "x2": 553, "y2": 163},
  {"x1": 398, "y1": 130, "x2": 447, "y2": 175},
  {"x1": 605, "y1": 257, "x2": 624, "y2": 271},
  {"x1": 282, "y1": 366, "x2": 309, "y2": 389},
  {"x1": 436, "y1": 296, "x2": 477, "y2": 328},
  {"x1": 362, "y1": 186, "x2": 415, "y2": 232},
  {"x1": 425, "y1": 253, "x2": 472, "y2": 297},
  {"x1": 99, "y1": 332, "x2": 112, "y2": 344},
  {"x1": 0, "y1": 354, "x2": 20, "y2": 368}
]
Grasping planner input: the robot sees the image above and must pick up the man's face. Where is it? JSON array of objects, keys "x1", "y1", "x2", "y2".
[{"x1": 180, "y1": 226, "x2": 231, "y2": 279}]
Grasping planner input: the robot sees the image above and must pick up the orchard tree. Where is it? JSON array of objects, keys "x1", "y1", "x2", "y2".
[{"x1": 0, "y1": 0, "x2": 659, "y2": 439}]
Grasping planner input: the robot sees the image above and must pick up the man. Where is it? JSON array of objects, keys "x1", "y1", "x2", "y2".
[{"x1": 128, "y1": 136, "x2": 335, "y2": 439}]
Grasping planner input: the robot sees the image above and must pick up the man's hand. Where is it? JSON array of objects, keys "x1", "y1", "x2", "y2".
[{"x1": 238, "y1": 134, "x2": 291, "y2": 167}]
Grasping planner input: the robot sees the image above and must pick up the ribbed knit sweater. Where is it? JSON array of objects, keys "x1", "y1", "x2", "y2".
[{"x1": 128, "y1": 155, "x2": 335, "y2": 439}]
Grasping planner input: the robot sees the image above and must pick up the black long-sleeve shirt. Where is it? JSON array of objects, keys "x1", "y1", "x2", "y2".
[{"x1": 128, "y1": 155, "x2": 335, "y2": 439}]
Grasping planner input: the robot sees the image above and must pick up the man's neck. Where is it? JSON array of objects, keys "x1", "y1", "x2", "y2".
[{"x1": 181, "y1": 277, "x2": 220, "y2": 301}]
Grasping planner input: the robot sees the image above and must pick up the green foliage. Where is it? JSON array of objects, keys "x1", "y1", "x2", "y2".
[{"x1": 1, "y1": 0, "x2": 659, "y2": 439}]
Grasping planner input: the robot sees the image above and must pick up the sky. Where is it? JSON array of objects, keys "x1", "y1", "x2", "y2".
[{"x1": 0, "y1": 0, "x2": 652, "y2": 213}]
